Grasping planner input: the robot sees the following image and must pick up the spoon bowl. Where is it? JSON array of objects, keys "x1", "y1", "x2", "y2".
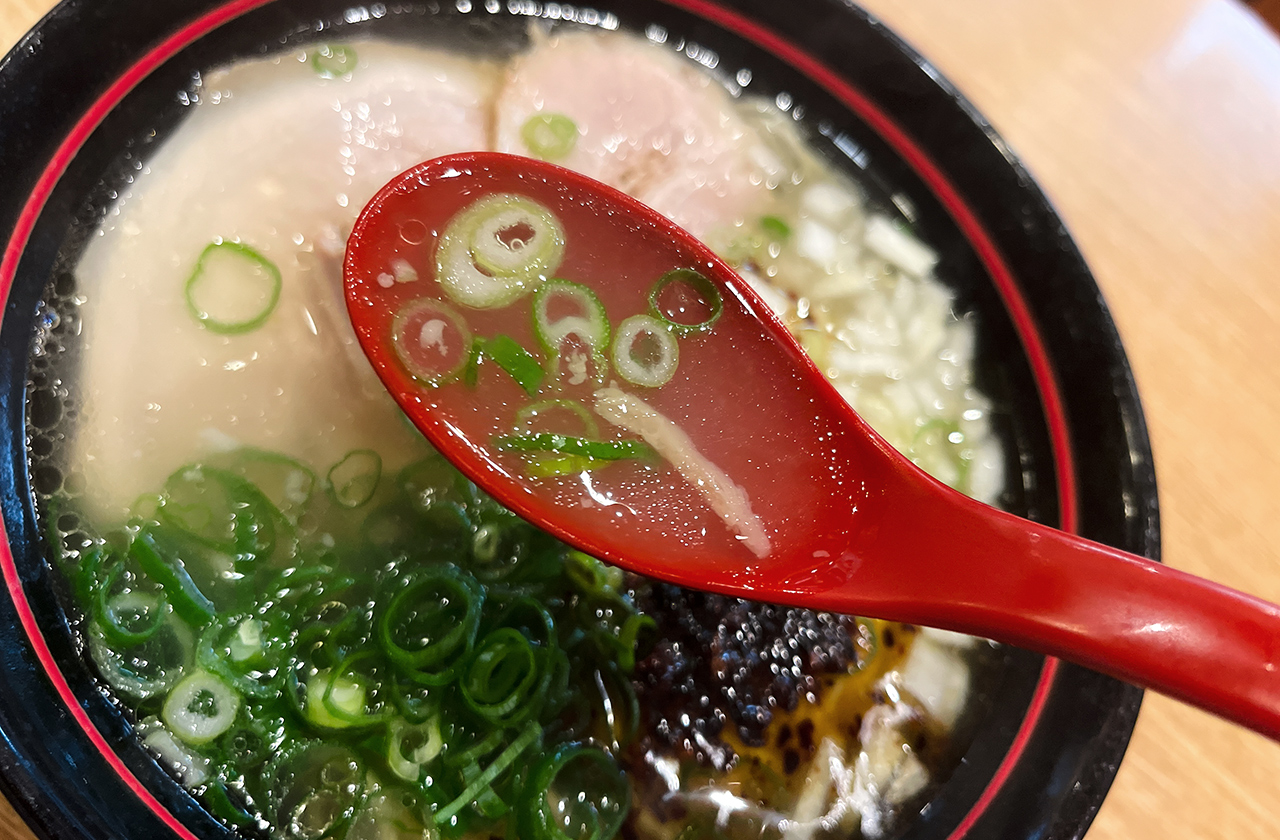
[{"x1": 345, "y1": 151, "x2": 1280, "y2": 741}]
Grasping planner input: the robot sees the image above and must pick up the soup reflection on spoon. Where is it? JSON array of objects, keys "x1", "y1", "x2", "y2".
[{"x1": 346, "y1": 151, "x2": 1280, "y2": 742}]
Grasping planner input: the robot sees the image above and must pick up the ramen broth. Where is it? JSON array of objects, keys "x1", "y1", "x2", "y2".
[{"x1": 33, "y1": 26, "x2": 1005, "y2": 840}]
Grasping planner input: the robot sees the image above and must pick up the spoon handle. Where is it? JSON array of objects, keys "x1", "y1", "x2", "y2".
[{"x1": 823, "y1": 478, "x2": 1280, "y2": 740}]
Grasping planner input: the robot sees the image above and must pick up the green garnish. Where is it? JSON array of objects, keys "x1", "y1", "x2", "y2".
[
  {"x1": 377, "y1": 567, "x2": 483, "y2": 681},
  {"x1": 130, "y1": 532, "x2": 216, "y2": 626},
  {"x1": 326, "y1": 449, "x2": 381, "y2": 508},
  {"x1": 435, "y1": 720, "x2": 542, "y2": 826},
  {"x1": 310, "y1": 44, "x2": 358, "y2": 79},
  {"x1": 391, "y1": 299, "x2": 473, "y2": 387},
  {"x1": 520, "y1": 113, "x2": 578, "y2": 160},
  {"x1": 760, "y1": 214, "x2": 791, "y2": 240},
  {"x1": 96, "y1": 577, "x2": 169, "y2": 647},
  {"x1": 523, "y1": 453, "x2": 609, "y2": 479},
  {"x1": 479, "y1": 334, "x2": 545, "y2": 395},
  {"x1": 460, "y1": 627, "x2": 549, "y2": 726},
  {"x1": 648, "y1": 268, "x2": 723, "y2": 337},
  {"x1": 184, "y1": 241, "x2": 281, "y2": 335},
  {"x1": 437, "y1": 194, "x2": 565, "y2": 309},
  {"x1": 532, "y1": 279, "x2": 611, "y2": 385},
  {"x1": 519, "y1": 743, "x2": 629, "y2": 840},
  {"x1": 162, "y1": 669, "x2": 241, "y2": 745},
  {"x1": 494, "y1": 433, "x2": 654, "y2": 461},
  {"x1": 57, "y1": 445, "x2": 653, "y2": 835},
  {"x1": 612, "y1": 314, "x2": 680, "y2": 388}
]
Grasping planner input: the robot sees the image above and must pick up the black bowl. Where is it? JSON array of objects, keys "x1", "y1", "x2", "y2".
[{"x1": 0, "y1": 1, "x2": 1156, "y2": 838}]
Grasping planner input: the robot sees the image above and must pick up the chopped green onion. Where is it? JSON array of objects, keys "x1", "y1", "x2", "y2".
[
  {"x1": 87, "y1": 612, "x2": 193, "y2": 700},
  {"x1": 185, "y1": 241, "x2": 281, "y2": 334},
  {"x1": 378, "y1": 567, "x2": 484, "y2": 681},
  {"x1": 648, "y1": 268, "x2": 723, "y2": 336},
  {"x1": 202, "y1": 780, "x2": 256, "y2": 828},
  {"x1": 266, "y1": 743, "x2": 365, "y2": 840},
  {"x1": 97, "y1": 584, "x2": 169, "y2": 647},
  {"x1": 523, "y1": 453, "x2": 609, "y2": 479},
  {"x1": 469, "y1": 201, "x2": 561, "y2": 279},
  {"x1": 389, "y1": 676, "x2": 436, "y2": 724},
  {"x1": 390, "y1": 298, "x2": 473, "y2": 387},
  {"x1": 311, "y1": 44, "x2": 357, "y2": 79},
  {"x1": 521, "y1": 113, "x2": 578, "y2": 160},
  {"x1": 162, "y1": 669, "x2": 241, "y2": 745},
  {"x1": 515, "y1": 399, "x2": 599, "y2": 439},
  {"x1": 494, "y1": 433, "x2": 654, "y2": 461},
  {"x1": 304, "y1": 668, "x2": 368, "y2": 730},
  {"x1": 444, "y1": 728, "x2": 504, "y2": 769},
  {"x1": 617, "y1": 613, "x2": 658, "y2": 674},
  {"x1": 319, "y1": 653, "x2": 392, "y2": 728},
  {"x1": 532, "y1": 279, "x2": 610, "y2": 385},
  {"x1": 612, "y1": 314, "x2": 680, "y2": 387},
  {"x1": 518, "y1": 743, "x2": 629, "y2": 840},
  {"x1": 327, "y1": 449, "x2": 381, "y2": 509},
  {"x1": 386, "y1": 716, "x2": 443, "y2": 783},
  {"x1": 159, "y1": 465, "x2": 277, "y2": 558},
  {"x1": 228, "y1": 617, "x2": 263, "y2": 663},
  {"x1": 434, "y1": 720, "x2": 541, "y2": 826},
  {"x1": 460, "y1": 627, "x2": 548, "y2": 726},
  {"x1": 512, "y1": 400, "x2": 607, "y2": 478},
  {"x1": 130, "y1": 532, "x2": 216, "y2": 627},
  {"x1": 221, "y1": 448, "x2": 315, "y2": 524},
  {"x1": 220, "y1": 716, "x2": 273, "y2": 769},
  {"x1": 138, "y1": 717, "x2": 210, "y2": 786},
  {"x1": 760, "y1": 215, "x2": 791, "y2": 240},
  {"x1": 463, "y1": 336, "x2": 484, "y2": 387},
  {"x1": 437, "y1": 194, "x2": 565, "y2": 308},
  {"x1": 494, "y1": 596, "x2": 557, "y2": 647},
  {"x1": 480, "y1": 334, "x2": 544, "y2": 395},
  {"x1": 130, "y1": 493, "x2": 164, "y2": 522},
  {"x1": 467, "y1": 520, "x2": 533, "y2": 584},
  {"x1": 398, "y1": 453, "x2": 471, "y2": 511},
  {"x1": 52, "y1": 441, "x2": 663, "y2": 836},
  {"x1": 197, "y1": 614, "x2": 287, "y2": 699},
  {"x1": 72, "y1": 543, "x2": 107, "y2": 608},
  {"x1": 157, "y1": 466, "x2": 238, "y2": 551}
]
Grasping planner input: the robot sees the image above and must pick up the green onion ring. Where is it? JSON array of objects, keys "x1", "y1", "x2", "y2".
[
  {"x1": 648, "y1": 268, "x2": 723, "y2": 336},
  {"x1": 377, "y1": 567, "x2": 484, "y2": 680},
  {"x1": 518, "y1": 743, "x2": 629, "y2": 840},
  {"x1": 494, "y1": 433, "x2": 653, "y2": 461},
  {"x1": 460, "y1": 627, "x2": 546, "y2": 726}
]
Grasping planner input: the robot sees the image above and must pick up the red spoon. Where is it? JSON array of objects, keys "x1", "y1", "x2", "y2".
[{"x1": 344, "y1": 151, "x2": 1280, "y2": 740}]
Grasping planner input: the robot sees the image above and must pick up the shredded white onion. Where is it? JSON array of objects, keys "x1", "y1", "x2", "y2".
[
  {"x1": 863, "y1": 214, "x2": 938, "y2": 278},
  {"x1": 593, "y1": 388, "x2": 771, "y2": 558},
  {"x1": 138, "y1": 717, "x2": 212, "y2": 787}
]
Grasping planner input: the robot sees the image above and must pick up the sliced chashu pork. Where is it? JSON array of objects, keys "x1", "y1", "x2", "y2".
[
  {"x1": 73, "y1": 42, "x2": 497, "y2": 519},
  {"x1": 493, "y1": 30, "x2": 781, "y2": 239}
]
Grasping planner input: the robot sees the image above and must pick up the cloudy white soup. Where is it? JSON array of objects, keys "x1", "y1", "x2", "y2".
[{"x1": 30, "y1": 23, "x2": 1007, "y2": 840}]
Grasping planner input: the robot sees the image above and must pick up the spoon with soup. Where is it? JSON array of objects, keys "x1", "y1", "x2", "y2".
[{"x1": 343, "y1": 151, "x2": 1280, "y2": 741}]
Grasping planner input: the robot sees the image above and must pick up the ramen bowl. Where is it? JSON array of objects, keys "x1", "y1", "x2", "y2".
[{"x1": 0, "y1": 2, "x2": 1154, "y2": 839}]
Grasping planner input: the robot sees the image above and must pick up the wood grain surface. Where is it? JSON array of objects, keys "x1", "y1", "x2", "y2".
[{"x1": 4, "y1": 1, "x2": 1280, "y2": 838}]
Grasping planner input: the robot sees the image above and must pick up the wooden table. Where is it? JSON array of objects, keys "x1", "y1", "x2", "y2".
[{"x1": 4, "y1": 0, "x2": 1280, "y2": 838}]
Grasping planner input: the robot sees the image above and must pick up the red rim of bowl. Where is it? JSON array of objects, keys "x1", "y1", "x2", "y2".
[{"x1": 0, "y1": 2, "x2": 1075, "y2": 838}]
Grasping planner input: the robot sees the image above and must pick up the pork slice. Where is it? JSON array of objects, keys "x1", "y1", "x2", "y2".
[
  {"x1": 493, "y1": 30, "x2": 781, "y2": 239},
  {"x1": 72, "y1": 43, "x2": 497, "y2": 520}
]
